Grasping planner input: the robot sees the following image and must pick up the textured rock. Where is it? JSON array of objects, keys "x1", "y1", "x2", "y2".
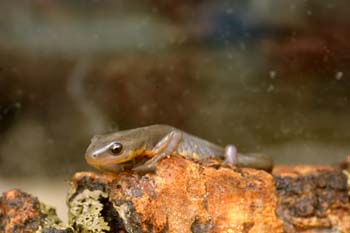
[
  {"x1": 0, "y1": 189, "x2": 72, "y2": 233},
  {"x1": 69, "y1": 156, "x2": 283, "y2": 233},
  {"x1": 2, "y1": 157, "x2": 349, "y2": 232},
  {"x1": 273, "y1": 165, "x2": 350, "y2": 233}
]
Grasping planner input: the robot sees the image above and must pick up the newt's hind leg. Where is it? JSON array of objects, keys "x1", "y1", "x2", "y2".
[
  {"x1": 224, "y1": 144, "x2": 238, "y2": 165},
  {"x1": 224, "y1": 145, "x2": 273, "y2": 171},
  {"x1": 132, "y1": 130, "x2": 183, "y2": 173}
]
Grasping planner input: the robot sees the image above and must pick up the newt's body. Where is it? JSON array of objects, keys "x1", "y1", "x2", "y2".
[{"x1": 85, "y1": 124, "x2": 273, "y2": 173}]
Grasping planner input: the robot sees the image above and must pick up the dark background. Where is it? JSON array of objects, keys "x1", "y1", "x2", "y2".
[{"x1": 1, "y1": 0, "x2": 350, "y2": 179}]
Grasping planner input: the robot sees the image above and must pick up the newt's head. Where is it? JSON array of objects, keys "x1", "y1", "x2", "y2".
[{"x1": 85, "y1": 129, "x2": 149, "y2": 173}]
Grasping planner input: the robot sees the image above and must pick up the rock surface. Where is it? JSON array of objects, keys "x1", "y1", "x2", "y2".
[
  {"x1": 0, "y1": 189, "x2": 72, "y2": 233},
  {"x1": 68, "y1": 156, "x2": 283, "y2": 232},
  {"x1": 1, "y1": 156, "x2": 350, "y2": 233},
  {"x1": 273, "y1": 165, "x2": 350, "y2": 233}
]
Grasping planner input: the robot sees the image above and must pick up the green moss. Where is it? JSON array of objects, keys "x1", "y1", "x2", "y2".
[{"x1": 68, "y1": 189, "x2": 110, "y2": 233}]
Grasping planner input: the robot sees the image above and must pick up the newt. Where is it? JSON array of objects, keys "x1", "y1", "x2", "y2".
[{"x1": 85, "y1": 124, "x2": 273, "y2": 173}]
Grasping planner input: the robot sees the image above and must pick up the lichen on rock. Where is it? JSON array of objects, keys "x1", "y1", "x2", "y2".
[
  {"x1": 36, "y1": 202, "x2": 73, "y2": 233},
  {"x1": 68, "y1": 189, "x2": 110, "y2": 233}
]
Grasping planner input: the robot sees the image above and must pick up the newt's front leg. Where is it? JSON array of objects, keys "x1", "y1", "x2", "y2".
[{"x1": 132, "y1": 130, "x2": 183, "y2": 173}]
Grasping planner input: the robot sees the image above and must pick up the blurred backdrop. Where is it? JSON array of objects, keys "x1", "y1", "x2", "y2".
[{"x1": 0, "y1": 0, "x2": 350, "y2": 220}]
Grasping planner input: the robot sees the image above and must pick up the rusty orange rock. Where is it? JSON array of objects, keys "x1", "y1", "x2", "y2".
[
  {"x1": 0, "y1": 189, "x2": 72, "y2": 233},
  {"x1": 68, "y1": 158, "x2": 350, "y2": 232},
  {"x1": 73, "y1": 156, "x2": 283, "y2": 232}
]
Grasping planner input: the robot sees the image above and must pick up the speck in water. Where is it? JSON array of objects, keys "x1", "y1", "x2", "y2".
[
  {"x1": 269, "y1": 70, "x2": 277, "y2": 79},
  {"x1": 335, "y1": 71, "x2": 343, "y2": 80}
]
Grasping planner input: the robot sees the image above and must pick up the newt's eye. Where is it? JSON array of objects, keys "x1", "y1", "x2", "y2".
[{"x1": 110, "y1": 142, "x2": 123, "y2": 155}]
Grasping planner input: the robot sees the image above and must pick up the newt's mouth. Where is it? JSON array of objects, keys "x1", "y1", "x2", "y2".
[
  {"x1": 85, "y1": 150, "x2": 151, "y2": 172},
  {"x1": 94, "y1": 157, "x2": 149, "y2": 173}
]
